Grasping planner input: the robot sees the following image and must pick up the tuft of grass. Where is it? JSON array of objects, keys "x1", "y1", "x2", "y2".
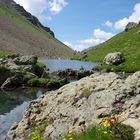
[
  {"x1": 82, "y1": 87, "x2": 91, "y2": 98},
  {"x1": 0, "y1": 51, "x2": 11, "y2": 57},
  {"x1": 28, "y1": 120, "x2": 48, "y2": 140}
]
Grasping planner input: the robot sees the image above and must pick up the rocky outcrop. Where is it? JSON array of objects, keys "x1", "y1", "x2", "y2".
[
  {"x1": 0, "y1": 54, "x2": 43, "y2": 73},
  {"x1": 0, "y1": 54, "x2": 45, "y2": 89},
  {"x1": 104, "y1": 52, "x2": 125, "y2": 65},
  {"x1": 13, "y1": 55, "x2": 38, "y2": 65},
  {"x1": 125, "y1": 22, "x2": 138, "y2": 32},
  {"x1": 5, "y1": 72, "x2": 140, "y2": 140}
]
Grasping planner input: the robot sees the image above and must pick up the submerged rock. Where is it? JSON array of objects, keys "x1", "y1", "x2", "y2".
[{"x1": 5, "y1": 72, "x2": 140, "y2": 139}]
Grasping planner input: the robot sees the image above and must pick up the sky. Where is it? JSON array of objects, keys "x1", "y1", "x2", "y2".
[{"x1": 13, "y1": 0, "x2": 140, "y2": 51}]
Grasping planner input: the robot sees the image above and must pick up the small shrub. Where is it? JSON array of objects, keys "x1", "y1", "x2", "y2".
[
  {"x1": 82, "y1": 87, "x2": 91, "y2": 98},
  {"x1": 27, "y1": 78, "x2": 39, "y2": 87}
]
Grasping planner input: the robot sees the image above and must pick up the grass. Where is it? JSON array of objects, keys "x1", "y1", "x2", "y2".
[
  {"x1": 60, "y1": 126, "x2": 112, "y2": 140},
  {"x1": 28, "y1": 120, "x2": 48, "y2": 140},
  {"x1": 0, "y1": 51, "x2": 11, "y2": 57},
  {"x1": 27, "y1": 77, "x2": 61, "y2": 88},
  {"x1": 72, "y1": 25, "x2": 140, "y2": 72},
  {"x1": 81, "y1": 87, "x2": 91, "y2": 98},
  {"x1": 60, "y1": 121, "x2": 135, "y2": 140}
]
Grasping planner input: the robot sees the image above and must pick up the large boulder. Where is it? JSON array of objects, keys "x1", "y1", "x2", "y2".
[
  {"x1": 104, "y1": 52, "x2": 124, "y2": 65},
  {"x1": 125, "y1": 22, "x2": 137, "y2": 32},
  {"x1": 13, "y1": 55, "x2": 38, "y2": 65}
]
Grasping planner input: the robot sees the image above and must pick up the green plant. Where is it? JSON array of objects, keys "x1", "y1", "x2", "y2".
[
  {"x1": 82, "y1": 87, "x2": 91, "y2": 98},
  {"x1": 60, "y1": 115, "x2": 135, "y2": 140},
  {"x1": 27, "y1": 78, "x2": 61, "y2": 88},
  {"x1": 29, "y1": 120, "x2": 48, "y2": 140},
  {"x1": 60, "y1": 125, "x2": 112, "y2": 140},
  {"x1": 0, "y1": 51, "x2": 11, "y2": 58},
  {"x1": 0, "y1": 66, "x2": 13, "y2": 85},
  {"x1": 27, "y1": 78, "x2": 39, "y2": 87}
]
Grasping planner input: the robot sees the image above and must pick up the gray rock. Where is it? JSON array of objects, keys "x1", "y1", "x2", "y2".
[
  {"x1": 5, "y1": 62, "x2": 20, "y2": 71},
  {"x1": 125, "y1": 22, "x2": 137, "y2": 32},
  {"x1": 13, "y1": 55, "x2": 38, "y2": 65},
  {"x1": 104, "y1": 52, "x2": 125, "y2": 65}
]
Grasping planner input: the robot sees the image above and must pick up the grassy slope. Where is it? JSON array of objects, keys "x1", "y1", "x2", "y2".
[
  {"x1": 0, "y1": 3, "x2": 53, "y2": 39},
  {"x1": 0, "y1": 3, "x2": 74, "y2": 58},
  {"x1": 73, "y1": 26, "x2": 140, "y2": 72}
]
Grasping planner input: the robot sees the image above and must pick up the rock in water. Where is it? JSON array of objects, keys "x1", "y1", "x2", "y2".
[{"x1": 104, "y1": 52, "x2": 124, "y2": 65}]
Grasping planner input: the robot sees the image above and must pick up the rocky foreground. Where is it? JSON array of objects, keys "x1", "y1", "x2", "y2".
[{"x1": 6, "y1": 72, "x2": 140, "y2": 140}]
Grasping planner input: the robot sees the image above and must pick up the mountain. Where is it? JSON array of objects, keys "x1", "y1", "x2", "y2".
[
  {"x1": 0, "y1": 0, "x2": 74, "y2": 58},
  {"x1": 73, "y1": 23, "x2": 140, "y2": 72}
]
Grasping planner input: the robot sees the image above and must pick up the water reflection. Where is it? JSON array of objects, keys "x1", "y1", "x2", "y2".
[{"x1": 0, "y1": 88, "x2": 45, "y2": 140}]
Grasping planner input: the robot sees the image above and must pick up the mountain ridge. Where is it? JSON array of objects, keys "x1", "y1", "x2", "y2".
[{"x1": 0, "y1": 0, "x2": 74, "y2": 58}]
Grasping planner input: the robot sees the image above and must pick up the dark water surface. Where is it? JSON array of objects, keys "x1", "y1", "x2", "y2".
[
  {"x1": 0, "y1": 88, "x2": 45, "y2": 140},
  {"x1": 39, "y1": 59, "x2": 98, "y2": 71}
]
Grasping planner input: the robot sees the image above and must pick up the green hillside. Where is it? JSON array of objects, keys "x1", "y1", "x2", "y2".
[
  {"x1": 0, "y1": 1, "x2": 74, "y2": 58},
  {"x1": 73, "y1": 25, "x2": 140, "y2": 72}
]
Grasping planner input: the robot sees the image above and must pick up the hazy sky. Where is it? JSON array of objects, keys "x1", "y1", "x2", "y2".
[{"x1": 14, "y1": 0, "x2": 140, "y2": 51}]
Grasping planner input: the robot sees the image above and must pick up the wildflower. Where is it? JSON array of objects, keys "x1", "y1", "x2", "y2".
[{"x1": 104, "y1": 131, "x2": 108, "y2": 134}]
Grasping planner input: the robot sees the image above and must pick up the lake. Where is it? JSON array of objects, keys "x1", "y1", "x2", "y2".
[
  {"x1": 0, "y1": 88, "x2": 45, "y2": 140},
  {"x1": 39, "y1": 59, "x2": 98, "y2": 71}
]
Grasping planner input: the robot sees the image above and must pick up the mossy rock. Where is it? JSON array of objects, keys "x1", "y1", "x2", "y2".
[{"x1": 27, "y1": 78, "x2": 61, "y2": 88}]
